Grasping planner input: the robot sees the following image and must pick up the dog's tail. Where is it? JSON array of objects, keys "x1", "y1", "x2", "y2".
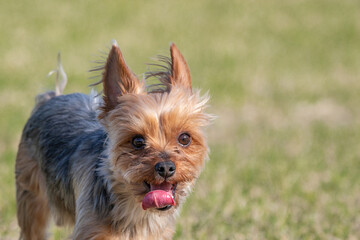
[
  {"x1": 51, "y1": 52, "x2": 68, "y2": 96},
  {"x1": 35, "y1": 53, "x2": 68, "y2": 107}
]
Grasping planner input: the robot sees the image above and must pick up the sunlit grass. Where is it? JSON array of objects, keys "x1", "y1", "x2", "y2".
[{"x1": 1, "y1": 0, "x2": 360, "y2": 239}]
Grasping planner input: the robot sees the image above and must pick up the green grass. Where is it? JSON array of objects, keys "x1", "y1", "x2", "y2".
[{"x1": 1, "y1": 0, "x2": 360, "y2": 239}]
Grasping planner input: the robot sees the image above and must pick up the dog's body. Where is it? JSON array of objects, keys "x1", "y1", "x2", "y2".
[{"x1": 16, "y1": 43, "x2": 212, "y2": 239}]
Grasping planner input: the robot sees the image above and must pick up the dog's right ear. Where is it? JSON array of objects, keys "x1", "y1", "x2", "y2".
[{"x1": 101, "y1": 43, "x2": 142, "y2": 113}]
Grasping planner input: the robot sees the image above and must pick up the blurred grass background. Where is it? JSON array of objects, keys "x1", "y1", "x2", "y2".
[{"x1": 1, "y1": 0, "x2": 360, "y2": 239}]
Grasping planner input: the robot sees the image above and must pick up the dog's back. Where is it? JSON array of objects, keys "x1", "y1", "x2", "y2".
[
  {"x1": 16, "y1": 91, "x2": 107, "y2": 239},
  {"x1": 15, "y1": 52, "x2": 109, "y2": 239}
]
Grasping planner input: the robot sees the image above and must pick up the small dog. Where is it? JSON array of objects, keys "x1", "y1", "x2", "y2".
[{"x1": 15, "y1": 42, "x2": 212, "y2": 240}]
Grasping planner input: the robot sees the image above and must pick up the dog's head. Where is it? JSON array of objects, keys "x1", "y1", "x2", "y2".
[{"x1": 98, "y1": 43, "x2": 212, "y2": 213}]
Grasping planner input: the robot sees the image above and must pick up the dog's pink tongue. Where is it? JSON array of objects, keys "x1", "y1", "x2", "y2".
[{"x1": 142, "y1": 183, "x2": 175, "y2": 210}]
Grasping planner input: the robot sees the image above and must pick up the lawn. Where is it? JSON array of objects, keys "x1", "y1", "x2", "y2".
[{"x1": 1, "y1": 0, "x2": 360, "y2": 239}]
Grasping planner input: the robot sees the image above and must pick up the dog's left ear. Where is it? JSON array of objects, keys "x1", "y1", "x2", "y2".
[
  {"x1": 101, "y1": 43, "x2": 142, "y2": 113},
  {"x1": 169, "y1": 43, "x2": 192, "y2": 91}
]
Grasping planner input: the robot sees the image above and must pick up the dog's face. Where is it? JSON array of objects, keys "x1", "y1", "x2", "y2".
[{"x1": 98, "y1": 44, "x2": 211, "y2": 213}]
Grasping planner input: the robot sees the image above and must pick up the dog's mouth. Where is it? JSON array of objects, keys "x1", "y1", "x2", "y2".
[{"x1": 142, "y1": 181, "x2": 177, "y2": 211}]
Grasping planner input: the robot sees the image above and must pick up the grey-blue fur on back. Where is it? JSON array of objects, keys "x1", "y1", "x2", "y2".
[{"x1": 22, "y1": 93, "x2": 111, "y2": 221}]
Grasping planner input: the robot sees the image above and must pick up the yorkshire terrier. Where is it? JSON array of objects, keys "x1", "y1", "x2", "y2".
[{"x1": 15, "y1": 42, "x2": 212, "y2": 240}]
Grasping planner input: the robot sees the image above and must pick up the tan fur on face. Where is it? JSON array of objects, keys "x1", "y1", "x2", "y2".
[{"x1": 105, "y1": 88, "x2": 210, "y2": 185}]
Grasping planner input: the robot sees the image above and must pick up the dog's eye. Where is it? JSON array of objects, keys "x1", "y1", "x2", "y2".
[
  {"x1": 178, "y1": 133, "x2": 191, "y2": 147},
  {"x1": 132, "y1": 135, "x2": 146, "y2": 149}
]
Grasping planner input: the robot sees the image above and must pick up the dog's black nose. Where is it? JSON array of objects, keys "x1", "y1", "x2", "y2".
[{"x1": 155, "y1": 161, "x2": 176, "y2": 178}]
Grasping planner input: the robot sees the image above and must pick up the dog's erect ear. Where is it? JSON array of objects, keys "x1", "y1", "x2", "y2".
[
  {"x1": 102, "y1": 43, "x2": 142, "y2": 111},
  {"x1": 170, "y1": 43, "x2": 192, "y2": 91}
]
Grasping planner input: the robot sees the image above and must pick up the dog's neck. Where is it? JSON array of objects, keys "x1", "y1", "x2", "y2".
[
  {"x1": 97, "y1": 158, "x2": 178, "y2": 239},
  {"x1": 110, "y1": 190, "x2": 178, "y2": 239}
]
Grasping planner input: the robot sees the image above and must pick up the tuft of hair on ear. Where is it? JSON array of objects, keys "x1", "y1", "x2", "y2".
[
  {"x1": 145, "y1": 55, "x2": 172, "y2": 93},
  {"x1": 94, "y1": 43, "x2": 142, "y2": 119},
  {"x1": 145, "y1": 43, "x2": 192, "y2": 94}
]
